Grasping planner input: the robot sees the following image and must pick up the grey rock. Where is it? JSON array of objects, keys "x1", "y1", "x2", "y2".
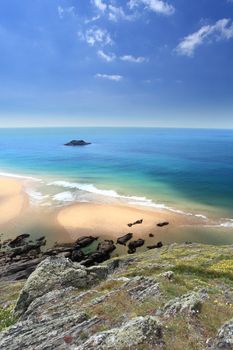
[
  {"x1": 159, "y1": 271, "x2": 174, "y2": 280},
  {"x1": 0, "y1": 312, "x2": 100, "y2": 350},
  {"x1": 124, "y1": 276, "x2": 160, "y2": 301},
  {"x1": 75, "y1": 316, "x2": 163, "y2": 350},
  {"x1": 162, "y1": 289, "x2": 208, "y2": 317},
  {"x1": 14, "y1": 256, "x2": 108, "y2": 316},
  {"x1": 211, "y1": 317, "x2": 233, "y2": 349}
]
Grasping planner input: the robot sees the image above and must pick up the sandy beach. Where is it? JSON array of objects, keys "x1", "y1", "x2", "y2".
[
  {"x1": 57, "y1": 202, "x2": 194, "y2": 241},
  {"x1": 0, "y1": 175, "x2": 224, "y2": 248},
  {"x1": 0, "y1": 177, "x2": 28, "y2": 225}
]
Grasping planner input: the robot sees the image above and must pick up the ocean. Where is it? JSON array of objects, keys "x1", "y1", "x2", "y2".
[{"x1": 0, "y1": 127, "x2": 233, "y2": 245}]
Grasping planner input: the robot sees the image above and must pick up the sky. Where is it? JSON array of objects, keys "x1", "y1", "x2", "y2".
[{"x1": 0, "y1": 0, "x2": 233, "y2": 128}]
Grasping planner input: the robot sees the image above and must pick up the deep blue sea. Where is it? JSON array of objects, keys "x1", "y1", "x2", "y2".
[{"x1": 0, "y1": 127, "x2": 233, "y2": 243}]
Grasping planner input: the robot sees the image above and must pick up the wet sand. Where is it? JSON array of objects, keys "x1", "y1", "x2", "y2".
[{"x1": 57, "y1": 202, "x2": 195, "y2": 241}]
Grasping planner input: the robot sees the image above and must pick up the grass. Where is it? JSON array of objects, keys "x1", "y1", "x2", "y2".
[{"x1": 0, "y1": 305, "x2": 16, "y2": 332}]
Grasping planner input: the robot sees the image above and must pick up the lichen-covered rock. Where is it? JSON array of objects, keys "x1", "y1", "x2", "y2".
[
  {"x1": 0, "y1": 312, "x2": 100, "y2": 350},
  {"x1": 14, "y1": 257, "x2": 108, "y2": 316},
  {"x1": 162, "y1": 289, "x2": 208, "y2": 317},
  {"x1": 75, "y1": 316, "x2": 163, "y2": 350},
  {"x1": 210, "y1": 317, "x2": 233, "y2": 349},
  {"x1": 124, "y1": 276, "x2": 160, "y2": 301},
  {"x1": 159, "y1": 270, "x2": 174, "y2": 280}
]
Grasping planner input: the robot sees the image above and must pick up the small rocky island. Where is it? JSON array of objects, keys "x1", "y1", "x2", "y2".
[{"x1": 64, "y1": 140, "x2": 91, "y2": 146}]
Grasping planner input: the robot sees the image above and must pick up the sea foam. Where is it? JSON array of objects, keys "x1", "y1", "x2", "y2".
[{"x1": 47, "y1": 180, "x2": 208, "y2": 219}]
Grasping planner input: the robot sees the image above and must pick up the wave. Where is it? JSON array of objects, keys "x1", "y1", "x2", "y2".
[
  {"x1": 47, "y1": 180, "x2": 150, "y2": 202},
  {"x1": 0, "y1": 171, "x2": 42, "y2": 182},
  {"x1": 47, "y1": 180, "x2": 209, "y2": 219},
  {"x1": 53, "y1": 191, "x2": 75, "y2": 202},
  {"x1": 219, "y1": 219, "x2": 233, "y2": 228},
  {"x1": 25, "y1": 189, "x2": 49, "y2": 202},
  {"x1": 1, "y1": 170, "x2": 228, "y2": 226}
]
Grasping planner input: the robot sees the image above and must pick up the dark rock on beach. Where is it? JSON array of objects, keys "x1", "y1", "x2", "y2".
[
  {"x1": 128, "y1": 239, "x2": 145, "y2": 254},
  {"x1": 157, "y1": 221, "x2": 169, "y2": 227},
  {"x1": 82, "y1": 240, "x2": 116, "y2": 267},
  {"x1": 8, "y1": 234, "x2": 30, "y2": 248},
  {"x1": 64, "y1": 140, "x2": 91, "y2": 146},
  {"x1": 97, "y1": 240, "x2": 116, "y2": 255},
  {"x1": 147, "y1": 241, "x2": 163, "y2": 250},
  {"x1": 128, "y1": 219, "x2": 143, "y2": 227},
  {"x1": 75, "y1": 236, "x2": 98, "y2": 249},
  {"x1": 117, "y1": 233, "x2": 133, "y2": 246}
]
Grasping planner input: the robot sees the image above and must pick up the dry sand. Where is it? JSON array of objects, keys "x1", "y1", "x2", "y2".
[{"x1": 0, "y1": 177, "x2": 28, "y2": 224}]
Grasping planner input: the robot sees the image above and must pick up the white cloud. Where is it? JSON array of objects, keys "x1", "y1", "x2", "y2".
[
  {"x1": 97, "y1": 50, "x2": 116, "y2": 62},
  {"x1": 95, "y1": 73, "x2": 123, "y2": 81},
  {"x1": 85, "y1": 15, "x2": 101, "y2": 24},
  {"x1": 128, "y1": 0, "x2": 175, "y2": 15},
  {"x1": 57, "y1": 6, "x2": 76, "y2": 19},
  {"x1": 120, "y1": 55, "x2": 147, "y2": 63},
  {"x1": 78, "y1": 27, "x2": 113, "y2": 46},
  {"x1": 108, "y1": 5, "x2": 135, "y2": 22},
  {"x1": 91, "y1": 1, "x2": 135, "y2": 22},
  {"x1": 92, "y1": 0, "x2": 107, "y2": 12},
  {"x1": 176, "y1": 18, "x2": 233, "y2": 57}
]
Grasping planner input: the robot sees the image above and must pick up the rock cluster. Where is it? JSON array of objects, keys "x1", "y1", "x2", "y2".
[{"x1": 0, "y1": 234, "x2": 46, "y2": 281}]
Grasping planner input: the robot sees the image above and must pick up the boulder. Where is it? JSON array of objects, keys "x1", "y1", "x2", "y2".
[
  {"x1": 14, "y1": 256, "x2": 108, "y2": 316},
  {"x1": 147, "y1": 241, "x2": 163, "y2": 250},
  {"x1": 97, "y1": 240, "x2": 116, "y2": 254},
  {"x1": 127, "y1": 219, "x2": 143, "y2": 227},
  {"x1": 117, "y1": 233, "x2": 133, "y2": 245},
  {"x1": 128, "y1": 239, "x2": 145, "y2": 254},
  {"x1": 157, "y1": 222, "x2": 169, "y2": 227},
  {"x1": 75, "y1": 236, "x2": 98, "y2": 248}
]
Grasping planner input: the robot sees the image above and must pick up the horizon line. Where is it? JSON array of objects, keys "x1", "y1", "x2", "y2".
[{"x1": 0, "y1": 125, "x2": 232, "y2": 130}]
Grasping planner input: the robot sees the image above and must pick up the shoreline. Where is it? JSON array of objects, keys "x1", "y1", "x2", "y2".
[{"x1": 0, "y1": 172, "x2": 233, "y2": 248}]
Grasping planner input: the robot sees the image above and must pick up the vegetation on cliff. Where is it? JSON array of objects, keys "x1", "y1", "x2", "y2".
[{"x1": 0, "y1": 243, "x2": 232, "y2": 349}]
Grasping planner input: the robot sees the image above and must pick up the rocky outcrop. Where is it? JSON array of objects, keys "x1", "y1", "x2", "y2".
[
  {"x1": 162, "y1": 289, "x2": 208, "y2": 316},
  {"x1": 0, "y1": 243, "x2": 233, "y2": 350},
  {"x1": 0, "y1": 312, "x2": 100, "y2": 350},
  {"x1": 0, "y1": 234, "x2": 46, "y2": 281},
  {"x1": 124, "y1": 276, "x2": 160, "y2": 301},
  {"x1": 210, "y1": 317, "x2": 233, "y2": 350},
  {"x1": 14, "y1": 256, "x2": 108, "y2": 316},
  {"x1": 64, "y1": 140, "x2": 91, "y2": 146},
  {"x1": 75, "y1": 316, "x2": 163, "y2": 350}
]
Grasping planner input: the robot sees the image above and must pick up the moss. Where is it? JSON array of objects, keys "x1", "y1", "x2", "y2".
[{"x1": 0, "y1": 305, "x2": 17, "y2": 332}]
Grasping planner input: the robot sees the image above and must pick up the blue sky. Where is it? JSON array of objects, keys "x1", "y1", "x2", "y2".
[{"x1": 0, "y1": 0, "x2": 233, "y2": 127}]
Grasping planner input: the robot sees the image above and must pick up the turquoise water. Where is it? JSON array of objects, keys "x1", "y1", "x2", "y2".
[{"x1": 0, "y1": 127, "x2": 233, "y2": 228}]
